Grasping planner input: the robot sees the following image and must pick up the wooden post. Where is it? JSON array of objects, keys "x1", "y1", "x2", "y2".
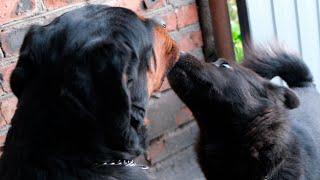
[
  {"x1": 237, "y1": 0, "x2": 251, "y2": 57},
  {"x1": 208, "y1": 0, "x2": 235, "y2": 60}
]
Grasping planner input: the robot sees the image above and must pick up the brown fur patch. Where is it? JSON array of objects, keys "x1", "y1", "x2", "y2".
[{"x1": 147, "y1": 26, "x2": 179, "y2": 96}]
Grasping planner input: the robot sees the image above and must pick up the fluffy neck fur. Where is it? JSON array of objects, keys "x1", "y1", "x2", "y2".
[{"x1": 196, "y1": 105, "x2": 302, "y2": 179}]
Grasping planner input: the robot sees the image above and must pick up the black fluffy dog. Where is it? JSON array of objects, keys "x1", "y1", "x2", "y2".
[
  {"x1": 168, "y1": 48, "x2": 320, "y2": 179},
  {"x1": 0, "y1": 5, "x2": 179, "y2": 180}
]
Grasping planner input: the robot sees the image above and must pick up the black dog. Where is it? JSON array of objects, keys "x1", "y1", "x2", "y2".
[
  {"x1": 168, "y1": 48, "x2": 320, "y2": 179},
  {"x1": 0, "y1": 5, "x2": 179, "y2": 180}
]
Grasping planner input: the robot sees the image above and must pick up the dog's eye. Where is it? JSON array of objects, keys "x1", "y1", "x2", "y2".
[
  {"x1": 211, "y1": 58, "x2": 232, "y2": 69},
  {"x1": 220, "y1": 62, "x2": 232, "y2": 69},
  {"x1": 162, "y1": 23, "x2": 166, "y2": 29}
]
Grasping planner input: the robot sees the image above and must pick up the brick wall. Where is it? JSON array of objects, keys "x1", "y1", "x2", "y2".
[{"x1": 0, "y1": 0, "x2": 205, "y2": 179}]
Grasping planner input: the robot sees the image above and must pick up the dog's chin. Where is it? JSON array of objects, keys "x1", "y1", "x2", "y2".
[{"x1": 168, "y1": 52, "x2": 202, "y2": 90}]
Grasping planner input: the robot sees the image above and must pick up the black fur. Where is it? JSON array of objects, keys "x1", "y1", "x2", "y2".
[
  {"x1": 242, "y1": 46, "x2": 313, "y2": 87},
  {"x1": 0, "y1": 5, "x2": 173, "y2": 180},
  {"x1": 168, "y1": 48, "x2": 320, "y2": 180}
]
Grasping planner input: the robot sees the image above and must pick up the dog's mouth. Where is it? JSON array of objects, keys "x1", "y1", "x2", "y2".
[
  {"x1": 169, "y1": 53, "x2": 194, "y2": 81},
  {"x1": 168, "y1": 53, "x2": 206, "y2": 93},
  {"x1": 168, "y1": 58, "x2": 201, "y2": 101},
  {"x1": 168, "y1": 65, "x2": 188, "y2": 83}
]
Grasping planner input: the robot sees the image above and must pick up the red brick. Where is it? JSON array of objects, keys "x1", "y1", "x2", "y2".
[
  {"x1": 43, "y1": 0, "x2": 144, "y2": 12},
  {"x1": 0, "y1": 0, "x2": 35, "y2": 24},
  {"x1": 0, "y1": 97, "x2": 18, "y2": 126},
  {"x1": 0, "y1": 0, "x2": 19, "y2": 23},
  {"x1": 143, "y1": 0, "x2": 166, "y2": 11},
  {"x1": 159, "y1": 78, "x2": 170, "y2": 92},
  {"x1": 177, "y1": 30, "x2": 203, "y2": 52},
  {"x1": 147, "y1": 90, "x2": 184, "y2": 140},
  {"x1": 0, "y1": 119, "x2": 6, "y2": 128},
  {"x1": 175, "y1": 3, "x2": 199, "y2": 29},
  {"x1": 0, "y1": 135, "x2": 6, "y2": 147},
  {"x1": 43, "y1": 0, "x2": 85, "y2": 9},
  {"x1": 150, "y1": 146, "x2": 204, "y2": 179},
  {"x1": 147, "y1": 137, "x2": 166, "y2": 164},
  {"x1": 0, "y1": 63, "x2": 16, "y2": 95},
  {"x1": 0, "y1": 28, "x2": 28, "y2": 57},
  {"x1": 114, "y1": 0, "x2": 144, "y2": 12},
  {"x1": 146, "y1": 121, "x2": 199, "y2": 164},
  {"x1": 168, "y1": 0, "x2": 194, "y2": 7},
  {"x1": 160, "y1": 11, "x2": 177, "y2": 32},
  {"x1": 190, "y1": 47, "x2": 205, "y2": 61},
  {"x1": 175, "y1": 106, "x2": 193, "y2": 126}
]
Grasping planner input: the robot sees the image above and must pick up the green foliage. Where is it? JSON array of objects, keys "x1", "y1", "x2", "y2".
[{"x1": 228, "y1": 0, "x2": 244, "y2": 63}]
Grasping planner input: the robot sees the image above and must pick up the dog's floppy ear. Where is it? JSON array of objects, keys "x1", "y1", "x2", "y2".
[
  {"x1": 10, "y1": 25, "x2": 41, "y2": 98},
  {"x1": 282, "y1": 87, "x2": 300, "y2": 109},
  {"x1": 265, "y1": 83, "x2": 300, "y2": 109},
  {"x1": 61, "y1": 38, "x2": 142, "y2": 153},
  {"x1": 88, "y1": 39, "x2": 132, "y2": 120},
  {"x1": 10, "y1": 52, "x2": 33, "y2": 98}
]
